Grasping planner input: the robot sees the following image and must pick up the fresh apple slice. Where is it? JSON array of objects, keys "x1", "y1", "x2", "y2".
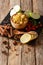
[
  {"x1": 10, "y1": 9, "x2": 16, "y2": 16},
  {"x1": 10, "y1": 5, "x2": 21, "y2": 16},
  {"x1": 30, "y1": 13, "x2": 40, "y2": 19},
  {"x1": 13, "y1": 5, "x2": 21, "y2": 12},
  {"x1": 20, "y1": 33, "x2": 31, "y2": 44},
  {"x1": 24, "y1": 10, "x2": 40, "y2": 19},
  {"x1": 24, "y1": 10, "x2": 32, "y2": 17}
]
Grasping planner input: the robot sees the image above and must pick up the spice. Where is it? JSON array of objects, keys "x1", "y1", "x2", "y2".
[
  {"x1": 2, "y1": 51, "x2": 8, "y2": 56},
  {"x1": 13, "y1": 41, "x2": 18, "y2": 45},
  {"x1": 3, "y1": 41, "x2": 8, "y2": 45},
  {"x1": 6, "y1": 46, "x2": 11, "y2": 49}
]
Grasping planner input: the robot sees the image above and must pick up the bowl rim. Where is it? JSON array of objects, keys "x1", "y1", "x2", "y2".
[{"x1": 10, "y1": 14, "x2": 28, "y2": 25}]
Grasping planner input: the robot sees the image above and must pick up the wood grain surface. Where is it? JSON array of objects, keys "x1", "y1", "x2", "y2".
[
  {"x1": 8, "y1": 39, "x2": 22, "y2": 65},
  {"x1": 33, "y1": 0, "x2": 43, "y2": 15},
  {"x1": 0, "y1": 0, "x2": 43, "y2": 65},
  {"x1": 0, "y1": 0, "x2": 10, "y2": 22},
  {"x1": 0, "y1": 0, "x2": 43, "y2": 22},
  {"x1": 35, "y1": 33, "x2": 43, "y2": 65},
  {"x1": 21, "y1": 44, "x2": 35, "y2": 65},
  {"x1": 0, "y1": 37, "x2": 8, "y2": 65},
  {"x1": 20, "y1": 0, "x2": 32, "y2": 11},
  {"x1": 10, "y1": 0, "x2": 20, "y2": 9}
]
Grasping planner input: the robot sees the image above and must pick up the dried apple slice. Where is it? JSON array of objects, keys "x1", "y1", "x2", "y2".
[{"x1": 28, "y1": 31, "x2": 38, "y2": 40}]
